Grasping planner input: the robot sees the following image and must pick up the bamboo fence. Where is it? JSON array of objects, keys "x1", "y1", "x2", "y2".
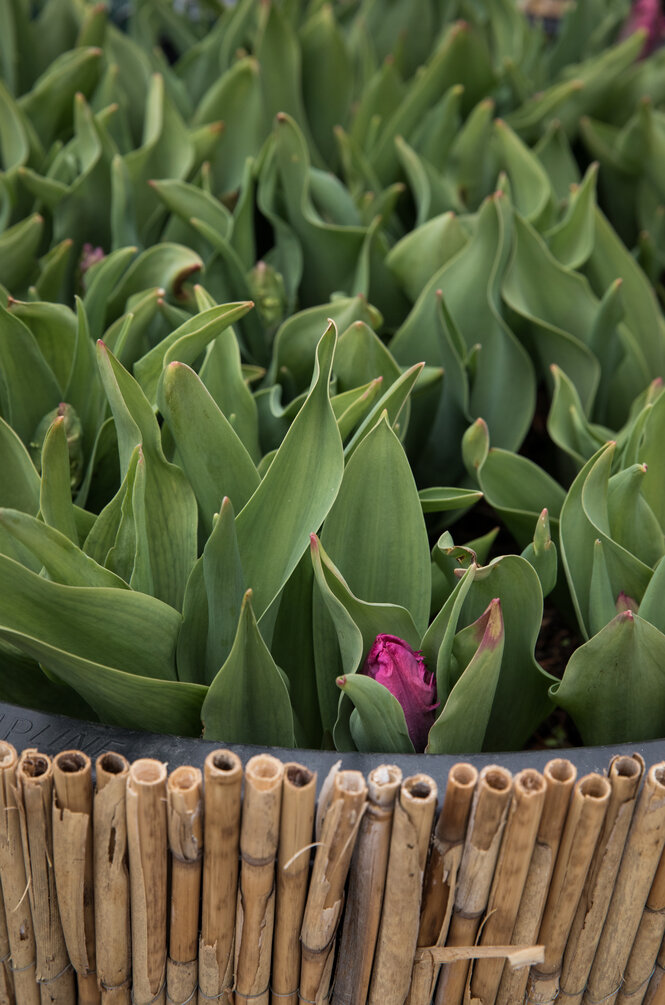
[{"x1": 1, "y1": 743, "x2": 665, "y2": 1005}]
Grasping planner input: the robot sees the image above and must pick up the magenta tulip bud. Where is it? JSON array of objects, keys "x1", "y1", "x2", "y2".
[{"x1": 360, "y1": 634, "x2": 438, "y2": 752}]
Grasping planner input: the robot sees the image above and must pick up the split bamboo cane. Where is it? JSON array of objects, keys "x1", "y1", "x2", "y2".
[
  {"x1": 167, "y1": 766, "x2": 203, "y2": 1005},
  {"x1": 558, "y1": 754, "x2": 644, "y2": 1005},
  {"x1": 93, "y1": 752, "x2": 131, "y2": 1005},
  {"x1": 272, "y1": 763, "x2": 317, "y2": 1005},
  {"x1": 299, "y1": 769, "x2": 368, "y2": 1005},
  {"x1": 496, "y1": 758, "x2": 576, "y2": 1005},
  {"x1": 126, "y1": 758, "x2": 168, "y2": 1005},
  {"x1": 198, "y1": 750, "x2": 242, "y2": 1005},
  {"x1": 434, "y1": 765, "x2": 513, "y2": 1005},
  {"x1": 332, "y1": 764, "x2": 403, "y2": 1005},
  {"x1": 470, "y1": 767, "x2": 547, "y2": 1005},
  {"x1": 584, "y1": 763, "x2": 665, "y2": 1005},
  {"x1": 235, "y1": 754, "x2": 284, "y2": 1005},
  {"x1": 0, "y1": 741, "x2": 39, "y2": 1005},
  {"x1": 16, "y1": 749, "x2": 75, "y2": 1005},
  {"x1": 52, "y1": 750, "x2": 99, "y2": 1005},
  {"x1": 527, "y1": 773, "x2": 612, "y2": 1004},
  {"x1": 407, "y1": 762, "x2": 478, "y2": 1005},
  {"x1": 367, "y1": 774, "x2": 438, "y2": 1005}
]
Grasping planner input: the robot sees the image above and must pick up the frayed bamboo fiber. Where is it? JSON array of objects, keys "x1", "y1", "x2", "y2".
[
  {"x1": 558, "y1": 754, "x2": 645, "y2": 1005},
  {"x1": 433, "y1": 765, "x2": 513, "y2": 1005},
  {"x1": 368, "y1": 773, "x2": 438, "y2": 1005},
  {"x1": 0, "y1": 884, "x2": 13, "y2": 1005},
  {"x1": 272, "y1": 763, "x2": 317, "y2": 1005},
  {"x1": 126, "y1": 758, "x2": 168, "y2": 1005},
  {"x1": 235, "y1": 753, "x2": 285, "y2": 1005},
  {"x1": 407, "y1": 763, "x2": 478, "y2": 1005},
  {"x1": 16, "y1": 749, "x2": 75, "y2": 1005},
  {"x1": 167, "y1": 766, "x2": 203, "y2": 1005},
  {"x1": 584, "y1": 763, "x2": 665, "y2": 1005},
  {"x1": 0, "y1": 741, "x2": 39, "y2": 1005},
  {"x1": 527, "y1": 773, "x2": 612, "y2": 1004},
  {"x1": 93, "y1": 752, "x2": 130, "y2": 1005},
  {"x1": 332, "y1": 764, "x2": 402, "y2": 1005},
  {"x1": 299, "y1": 769, "x2": 368, "y2": 1005},
  {"x1": 415, "y1": 945, "x2": 544, "y2": 967},
  {"x1": 496, "y1": 758, "x2": 576, "y2": 1005},
  {"x1": 617, "y1": 842, "x2": 665, "y2": 1005},
  {"x1": 469, "y1": 768, "x2": 547, "y2": 1005},
  {"x1": 52, "y1": 751, "x2": 99, "y2": 1005},
  {"x1": 198, "y1": 750, "x2": 242, "y2": 1005}
]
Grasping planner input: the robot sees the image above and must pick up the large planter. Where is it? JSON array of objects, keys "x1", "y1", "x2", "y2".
[{"x1": 2, "y1": 698, "x2": 661, "y2": 778}]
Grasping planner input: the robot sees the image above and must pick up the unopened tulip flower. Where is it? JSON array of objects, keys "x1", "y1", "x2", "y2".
[{"x1": 360, "y1": 634, "x2": 438, "y2": 752}]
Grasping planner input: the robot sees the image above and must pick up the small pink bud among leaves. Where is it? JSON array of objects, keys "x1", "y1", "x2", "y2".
[
  {"x1": 616, "y1": 591, "x2": 639, "y2": 614},
  {"x1": 360, "y1": 634, "x2": 438, "y2": 752}
]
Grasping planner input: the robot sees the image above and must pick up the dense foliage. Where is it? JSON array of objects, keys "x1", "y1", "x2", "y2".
[{"x1": 1, "y1": 0, "x2": 665, "y2": 752}]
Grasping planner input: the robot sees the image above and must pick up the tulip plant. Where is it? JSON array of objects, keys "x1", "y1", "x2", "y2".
[{"x1": 0, "y1": 0, "x2": 664, "y2": 753}]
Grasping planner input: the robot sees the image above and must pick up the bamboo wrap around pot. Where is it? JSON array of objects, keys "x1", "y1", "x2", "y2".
[{"x1": 3, "y1": 741, "x2": 665, "y2": 1005}]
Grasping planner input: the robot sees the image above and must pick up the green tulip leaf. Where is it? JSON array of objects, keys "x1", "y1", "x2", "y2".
[
  {"x1": 337, "y1": 673, "x2": 414, "y2": 754},
  {"x1": 202, "y1": 590, "x2": 295, "y2": 747}
]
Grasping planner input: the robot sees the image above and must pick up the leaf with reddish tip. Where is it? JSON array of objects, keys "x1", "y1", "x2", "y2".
[
  {"x1": 39, "y1": 416, "x2": 79, "y2": 546},
  {"x1": 553, "y1": 612, "x2": 665, "y2": 745},
  {"x1": 427, "y1": 598, "x2": 505, "y2": 753}
]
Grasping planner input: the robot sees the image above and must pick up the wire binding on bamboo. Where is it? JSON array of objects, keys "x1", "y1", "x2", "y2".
[{"x1": 9, "y1": 743, "x2": 665, "y2": 1005}]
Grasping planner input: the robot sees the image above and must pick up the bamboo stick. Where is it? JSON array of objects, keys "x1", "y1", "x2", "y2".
[
  {"x1": 300, "y1": 769, "x2": 368, "y2": 1005},
  {"x1": 16, "y1": 749, "x2": 75, "y2": 1005},
  {"x1": 527, "y1": 773, "x2": 612, "y2": 1004},
  {"x1": 470, "y1": 768, "x2": 547, "y2": 1005},
  {"x1": 585, "y1": 763, "x2": 665, "y2": 1005},
  {"x1": 52, "y1": 750, "x2": 99, "y2": 1005},
  {"x1": 496, "y1": 758, "x2": 577, "y2": 1005},
  {"x1": 198, "y1": 750, "x2": 242, "y2": 1005},
  {"x1": 332, "y1": 764, "x2": 403, "y2": 1005},
  {"x1": 272, "y1": 763, "x2": 317, "y2": 1005},
  {"x1": 0, "y1": 742, "x2": 39, "y2": 1005},
  {"x1": 0, "y1": 883, "x2": 14, "y2": 1005},
  {"x1": 126, "y1": 758, "x2": 168, "y2": 1005},
  {"x1": 94, "y1": 752, "x2": 131, "y2": 1005},
  {"x1": 617, "y1": 843, "x2": 665, "y2": 1005},
  {"x1": 407, "y1": 762, "x2": 478, "y2": 1005},
  {"x1": 368, "y1": 774, "x2": 438, "y2": 1005},
  {"x1": 433, "y1": 765, "x2": 514, "y2": 1005},
  {"x1": 167, "y1": 766, "x2": 203, "y2": 1005},
  {"x1": 558, "y1": 754, "x2": 644, "y2": 1005},
  {"x1": 644, "y1": 932, "x2": 665, "y2": 1004},
  {"x1": 235, "y1": 754, "x2": 285, "y2": 1005}
]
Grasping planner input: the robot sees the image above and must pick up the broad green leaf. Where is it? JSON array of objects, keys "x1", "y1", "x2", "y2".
[
  {"x1": 235, "y1": 324, "x2": 344, "y2": 620},
  {"x1": 321, "y1": 413, "x2": 431, "y2": 635},
  {"x1": 545, "y1": 161, "x2": 598, "y2": 269},
  {"x1": 105, "y1": 243, "x2": 203, "y2": 319},
  {"x1": 0, "y1": 302, "x2": 61, "y2": 445},
  {"x1": 201, "y1": 590, "x2": 295, "y2": 747},
  {"x1": 196, "y1": 325, "x2": 261, "y2": 463},
  {"x1": 0, "y1": 509, "x2": 127, "y2": 589},
  {"x1": 203, "y1": 498, "x2": 245, "y2": 685},
  {"x1": 134, "y1": 300, "x2": 254, "y2": 405},
  {"x1": 0, "y1": 552, "x2": 179, "y2": 680},
  {"x1": 159, "y1": 362, "x2": 259, "y2": 533},
  {"x1": 97, "y1": 343, "x2": 197, "y2": 609},
  {"x1": 559, "y1": 443, "x2": 653, "y2": 639},
  {"x1": 0, "y1": 417, "x2": 40, "y2": 513},
  {"x1": 418, "y1": 487, "x2": 483, "y2": 515},
  {"x1": 521, "y1": 509, "x2": 558, "y2": 599},
  {"x1": 553, "y1": 612, "x2": 665, "y2": 745},
  {"x1": 338, "y1": 674, "x2": 414, "y2": 754}
]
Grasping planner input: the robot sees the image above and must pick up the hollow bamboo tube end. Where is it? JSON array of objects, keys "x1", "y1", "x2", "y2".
[
  {"x1": 204, "y1": 749, "x2": 242, "y2": 785},
  {"x1": 578, "y1": 773, "x2": 612, "y2": 801},
  {"x1": 0, "y1": 742, "x2": 17, "y2": 771},
  {"x1": 17, "y1": 748, "x2": 52, "y2": 782},
  {"x1": 515, "y1": 768, "x2": 547, "y2": 798},
  {"x1": 129, "y1": 758, "x2": 168, "y2": 789},
  {"x1": 96, "y1": 751, "x2": 130, "y2": 792},
  {"x1": 246, "y1": 752, "x2": 284, "y2": 788},
  {"x1": 168, "y1": 766, "x2": 202, "y2": 863},
  {"x1": 367, "y1": 764, "x2": 402, "y2": 807},
  {"x1": 284, "y1": 762, "x2": 316, "y2": 791}
]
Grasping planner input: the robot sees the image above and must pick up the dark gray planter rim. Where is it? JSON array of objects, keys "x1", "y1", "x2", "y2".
[{"x1": 1, "y1": 700, "x2": 662, "y2": 792}]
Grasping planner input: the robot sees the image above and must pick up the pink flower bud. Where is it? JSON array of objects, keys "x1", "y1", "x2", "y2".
[{"x1": 360, "y1": 634, "x2": 438, "y2": 752}]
